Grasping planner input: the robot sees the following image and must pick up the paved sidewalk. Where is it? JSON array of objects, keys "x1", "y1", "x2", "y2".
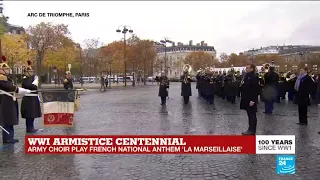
[
  {"x1": 0, "y1": 82, "x2": 319, "y2": 180},
  {"x1": 38, "y1": 82, "x2": 158, "y2": 89}
]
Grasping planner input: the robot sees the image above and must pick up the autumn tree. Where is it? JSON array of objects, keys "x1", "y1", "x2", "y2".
[
  {"x1": 184, "y1": 51, "x2": 214, "y2": 71},
  {"x1": 2, "y1": 34, "x2": 34, "y2": 68},
  {"x1": 83, "y1": 38, "x2": 102, "y2": 78},
  {"x1": 26, "y1": 22, "x2": 70, "y2": 85}
]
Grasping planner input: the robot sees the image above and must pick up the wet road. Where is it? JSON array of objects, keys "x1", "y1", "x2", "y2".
[{"x1": 1, "y1": 82, "x2": 320, "y2": 180}]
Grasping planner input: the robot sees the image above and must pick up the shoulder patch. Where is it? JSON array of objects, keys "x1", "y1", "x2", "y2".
[{"x1": 0, "y1": 75, "x2": 8, "y2": 81}]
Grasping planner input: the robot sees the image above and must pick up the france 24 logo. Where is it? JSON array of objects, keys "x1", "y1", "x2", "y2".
[{"x1": 276, "y1": 155, "x2": 295, "y2": 174}]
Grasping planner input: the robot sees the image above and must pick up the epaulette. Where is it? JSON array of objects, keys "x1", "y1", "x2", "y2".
[
  {"x1": 23, "y1": 76, "x2": 27, "y2": 79},
  {"x1": 63, "y1": 79, "x2": 68, "y2": 83},
  {"x1": 0, "y1": 74, "x2": 8, "y2": 81}
]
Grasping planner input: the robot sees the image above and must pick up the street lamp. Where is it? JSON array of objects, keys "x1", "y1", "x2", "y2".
[
  {"x1": 116, "y1": 25, "x2": 133, "y2": 87},
  {"x1": 154, "y1": 38, "x2": 174, "y2": 76},
  {"x1": 132, "y1": 57, "x2": 135, "y2": 86},
  {"x1": 77, "y1": 43, "x2": 83, "y2": 86}
]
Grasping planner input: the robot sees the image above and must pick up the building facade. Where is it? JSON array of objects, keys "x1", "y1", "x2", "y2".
[
  {"x1": 155, "y1": 40, "x2": 216, "y2": 78},
  {"x1": 243, "y1": 45, "x2": 315, "y2": 56},
  {"x1": 278, "y1": 46, "x2": 320, "y2": 63}
]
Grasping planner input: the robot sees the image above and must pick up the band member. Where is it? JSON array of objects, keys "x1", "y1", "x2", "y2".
[
  {"x1": 240, "y1": 64, "x2": 260, "y2": 135},
  {"x1": 206, "y1": 71, "x2": 215, "y2": 104},
  {"x1": 21, "y1": 61, "x2": 42, "y2": 133},
  {"x1": 0, "y1": 56, "x2": 31, "y2": 143},
  {"x1": 262, "y1": 66, "x2": 279, "y2": 114},
  {"x1": 63, "y1": 71, "x2": 73, "y2": 90},
  {"x1": 180, "y1": 67, "x2": 192, "y2": 104},
  {"x1": 294, "y1": 67, "x2": 313, "y2": 125},
  {"x1": 100, "y1": 73, "x2": 106, "y2": 91},
  {"x1": 158, "y1": 72, "x2": 169, "y2": 105}
]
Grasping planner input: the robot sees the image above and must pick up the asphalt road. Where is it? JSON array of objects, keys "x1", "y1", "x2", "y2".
[{"x1": 0, "y1": 82, "x2": 320, "y2": 180}]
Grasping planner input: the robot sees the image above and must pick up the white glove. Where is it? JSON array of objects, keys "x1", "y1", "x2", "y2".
[
  {"x1": 32, "y1": 76, "x2": 39, "y2": 86},
  {"x1": 18, "y1": 87, "x2": 31, "y2": 95},
  {"x1": 32, "y1": 79, "x2": 39, "y2": 86}
]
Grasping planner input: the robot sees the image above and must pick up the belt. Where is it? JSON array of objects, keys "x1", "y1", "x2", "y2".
[{"x1": 24, "y1": 94, "x2": 39, "y2": 97}]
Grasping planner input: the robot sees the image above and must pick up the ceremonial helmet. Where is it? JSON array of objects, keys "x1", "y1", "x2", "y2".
[
  {"x1": 23, "y1": 60, "x2": 34, "y2": 75},
  {"x1": 0, "y1": 56, "x2": 10, "y2": 74},
  {"x1": 65, "y1": 71, "x2": 72, "y2": 75},
  {"x1": 0, "y1": 56, "x2": 9, "y2": 69}
]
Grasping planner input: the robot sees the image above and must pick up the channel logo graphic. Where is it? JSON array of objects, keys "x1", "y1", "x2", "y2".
[{"x1": 276, "y1": 155, "x2": 295, "y2": 174}]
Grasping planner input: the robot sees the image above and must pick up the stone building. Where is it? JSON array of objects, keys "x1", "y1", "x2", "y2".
[{"x1": 155, "y1": 40, "x2": 216, "y2": 78}]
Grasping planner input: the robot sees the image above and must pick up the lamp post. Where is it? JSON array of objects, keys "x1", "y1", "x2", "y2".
[
  {"x1": 116, "y1": 25, "x2": 133, "y2": 87},
  {"x1": 132, "y1": 57, "x2": 135, "y2": 86},
  {"x1": 154, "y1": 38, "x2": 174, "y2": 76},
  {"x1": 77, "y1": 44, "x2": 83, "y2": 86}
]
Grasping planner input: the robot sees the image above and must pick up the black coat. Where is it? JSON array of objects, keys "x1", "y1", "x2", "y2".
[
  {"x1": 295, "y1": 75, "x2": 313, "y2": 106},
  {"x1": 180, "y1": 74, "x2": 192, "y2": 96},
  {"x1": 21, "y1": 75, "x2": 42, "y2": 119},
  {"x1": 158, "y1": 76, "x2": 169, "y2": 97},
  {"x1": 240, "y1": 72, "x2": 259, "y2": 112},
  {"x1": 0, "y1": 75, "x2": 19, "y2": 126},
  {"x1": 262, "y1": 71, "x2": 279, "y2": 101},
  {"x1": 63, "y1": 78, "x2": 73, "y2": 90},
  {"x1": 206, "y1": 76, "x2": 215, "y2": 96}
]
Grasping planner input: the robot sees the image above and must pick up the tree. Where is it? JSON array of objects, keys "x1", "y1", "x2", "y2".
[
  {"x1": 184, "y1": 51, "x2": 214, "y2": 70},
  {"x1": 26, "y1": 22, "x2": 70, "y2": 85},
  {"x1": 83, "y1": 38, "x2": 102, "y2": 77},
  {"x1": 2, "y1": 34, "x2": 34, "y2": 68},
  {"x1": 43, "y1": 37, "x2": 77, "y2": 71}
]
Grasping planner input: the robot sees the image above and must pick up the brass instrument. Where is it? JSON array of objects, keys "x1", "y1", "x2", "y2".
[
  {"x1": 263, "y1": 63, "x2": 270, "y2": 73},
  {"x1": 182, "y1": 64, "x2": 192, "y2": 83},
  {"x1": 286, "y1": 74, "x2": 296, "y2": 81}
]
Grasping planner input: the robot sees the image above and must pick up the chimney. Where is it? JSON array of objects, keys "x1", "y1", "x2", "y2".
[
  {"x1": 172, "y1": 42, "x2": 175, "y2": 47},
  {"x1": 201, "y1": 41, "x2": 204, "y2": 46},
  {"x1": 189, "y1": 40, "x2": 193, "y2": 46}
]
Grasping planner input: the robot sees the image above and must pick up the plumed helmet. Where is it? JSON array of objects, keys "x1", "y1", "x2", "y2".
[
  {"x1": 24, "y1": 60, "x2": 33, "y2": 72},
  {"x1": 65, "y1": 71, "x2": 72, "y2": 75},
  {"x1": 0, "y1": 56, "x2": 9, "y2": 69}
]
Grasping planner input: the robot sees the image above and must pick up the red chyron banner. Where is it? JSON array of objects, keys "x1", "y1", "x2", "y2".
[{"x1": 25, "y1": 135, "x2": 256, "y2": 154}]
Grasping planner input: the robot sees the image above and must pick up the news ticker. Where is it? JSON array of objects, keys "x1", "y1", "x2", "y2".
[{"x1": 25, "y1": 135, "x2": 295, "y2": 154}]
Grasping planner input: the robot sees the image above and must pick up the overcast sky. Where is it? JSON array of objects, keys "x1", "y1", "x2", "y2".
[{"x1": 3, "y1": 1, "x2": 320, "y2": 55}]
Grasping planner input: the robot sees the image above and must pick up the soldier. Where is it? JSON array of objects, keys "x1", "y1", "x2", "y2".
[
  {"x1": 262, "y1": 66, "x2": 279, "y2": 114},
  {"x1": 63, "y1": 71, "x2": 73, "y2": 90},
  {"x1": 180, "y1": 66, "x2": 192, "y2": 104},
  {"x1": 0, "y1": 56, "x2": 32, "y2": 143},
  {"x1": 196, "y1": 70, "x2": 202, "y2": 96},
  {"x1": 206, "y1": 70, "x2": 216, "y2": 105},
  {"x1": 20, "y1": 61, "x2": 42, "y2": 133},
  {"x1": 240, "y1": 64, "x2": 260, "y2": 135},
  {"x1": 226, "y1": 69, "x2": 237, "y2": 104},
  {"x1": 158, "y1": 72, "x2": 169, "y2": 105}
]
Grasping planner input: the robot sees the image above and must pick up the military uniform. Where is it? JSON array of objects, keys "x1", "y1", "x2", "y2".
[
  {"x1": 158, "y1": 75, "x2": 169, "y2": 105},
  {"x1": 206, "y1": 73, "x2": 216, "y2": 104},
  {"x1": 63, "y1": 71, "x2": 73, "y2": 90},
  {"x1": 20, "y1": 61, "x2": 41, "y2": 133},
  {"x1": 0, "y1": 56, "x2": 31, "y2": 143},
  {"x1": 180, "y1": 72, "x2": 192, "y2": 104}
]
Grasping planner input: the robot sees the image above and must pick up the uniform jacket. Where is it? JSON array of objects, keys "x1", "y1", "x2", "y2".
[
  {"x1": 240, "y1": 72, "x2": 259, "y2": 112},
  {"x1": 180, "y1": 74, "x2": 192, "y2": 96},
  {"x1": 21, "y1": 75, "x2": 42, "y2": 119},
  {"x1": 158, "y1": 76, "x2": 169, "y2": 97},
  {"x1": 294, "y1": 75, "x2": 313, "y2": 106},
  {"x1": 0, "y1": 75, "x2": 19, "y2": 126},
  {"x1": 63, "y1": 78, "x2": 73, "y2": 90}
]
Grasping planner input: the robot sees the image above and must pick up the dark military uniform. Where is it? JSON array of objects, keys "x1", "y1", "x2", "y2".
[
  {"x1": 180, "y1": 72, "x2": 192, "y2": 104},
  {"x1": 262, "y1": 70, "x2": 279, "y2": 114},
  {"x1": 21, "y1": 75, "x2": 42, "y2": 132},
  {"x1": 0, "y1": 74, "x2": 20, "y2": 142},
  {"x1": 63, "y1": 78, "x2": 73, "y2": 90},
  {"x1": 225, "y1": 73, "x2": 237, "y2": 103},
  {"x1": 240, "y1": 71, "x2": 260, "y2": 135},
  {"x1": 158, "y1": 76, "x2": 169, "y2": 105},
  {"x1": 206, "y1": 73, "x2": 216, "y2": 104}
]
